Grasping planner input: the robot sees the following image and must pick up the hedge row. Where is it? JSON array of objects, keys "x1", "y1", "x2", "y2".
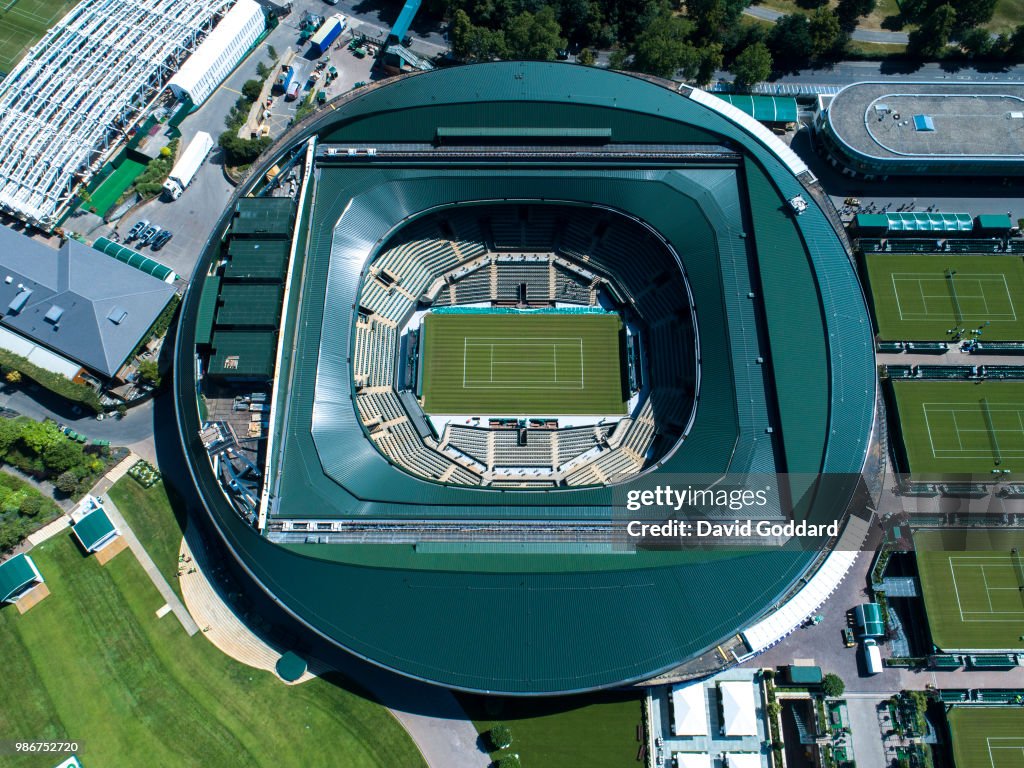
[{"x1": 0, "y1": 349, "x2": 103, "y2": 413}]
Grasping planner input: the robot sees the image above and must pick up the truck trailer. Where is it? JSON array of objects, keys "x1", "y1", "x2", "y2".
[
  {"x1": 162, "y1": 131, "x2": 214, "y2": 200},
  {"x1": 308, "y1": 14, "x2": 347, "y2": 57}
]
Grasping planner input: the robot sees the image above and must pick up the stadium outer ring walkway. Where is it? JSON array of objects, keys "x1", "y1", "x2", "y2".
[{"x1": 174, "y1": 62, "x2": 877, "y2": 695}]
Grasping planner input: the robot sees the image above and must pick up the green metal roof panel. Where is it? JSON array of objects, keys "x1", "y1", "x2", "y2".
[
  {"x1": 225, "y1": 240, "x2": 290, "y2": 280},
  {"x1": 231, "y1": 198, "x2": 296, "y2": 237},
  {"x1": 72, "y1": 508, "x2": 116, "y2": 551},
  {"x1": 788, "y1": 665, "x2": 823, "y2": 684},
  {"x1": 977, "y1": 214, "x2": 1012, "y2": 230},
  {"x1": 209, "y1": 330, "x2": 277, "y2": 378},
  {"x1": 855, "y1": 214, "x2": 889, "y2": 229},
  {"x1": 194, "y1": 275, "x2": 220, "y2": 345},
  {"x1": 436, "y1": 126, "x2": 612, "y2": 139},
  {"x1": 93, "y1": 236, "x2": 176, "y2": 281},
  {"x1": 717, "y1": 95, "x2": 798, "y2": 123},
  {"x1": 216, "y1": 283, "x2": 282, "y2": 328},
  {"x1": 0, "y1": 553, "x2": 40, "y2": 602}
]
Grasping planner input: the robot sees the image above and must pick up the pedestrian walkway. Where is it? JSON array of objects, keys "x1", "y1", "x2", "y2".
[
  {"x1": 177, "y1": 524, "x2": 316, "y2": 683},
  {"x1": 96, "y1": 489, "x2": 199, "y2": 636},
  {"x1": 26, "y1": 515, "x2": 72, "y2": 547}
]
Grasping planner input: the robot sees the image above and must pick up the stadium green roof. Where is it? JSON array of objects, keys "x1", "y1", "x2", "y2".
[
  {"x1": 215, "y1": 283, "x2": 282, "y2": 328},
  {"x1": 0, "y1": 553, "x2": 41, "y2": 603},
  {"x1": 230, "y1": 198, "x2": 296, "y2": 238},
  {"x1": 194, "y1": 275, "x2": 220, "y2": 346},
  {"x1": 208, "y1": 330, "x2": 276, "y2": 378},
  {"x1": 225, "y1": 240, "x2": 290, "y2": 281},
  {"x1": 175, "y1": 63, "x2": 876, "y2": 694}
]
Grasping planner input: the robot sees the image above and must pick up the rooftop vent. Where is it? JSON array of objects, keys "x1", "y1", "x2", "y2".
[
  {"x1": 913, "y1": 114, "x2": 935, "y2": 132},
  {"x1": 1010, "y1": 112, "x2": 1024, "y2": 119},
  {"x1": 107, "y1": 306, "x2": 128, "y2": 325},
  {"x1": 44, "y1": 305, "x2": 64, "y2": 324},
  {"x1": 7, "y1": 288, "x2": 31, "y2": 314}
]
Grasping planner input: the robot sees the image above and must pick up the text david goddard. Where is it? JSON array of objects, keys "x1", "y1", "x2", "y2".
[{"x1": 624, "y1": 519, "x2": 841, "y2": 539}]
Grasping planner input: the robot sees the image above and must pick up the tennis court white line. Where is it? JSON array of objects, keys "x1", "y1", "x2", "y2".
[
  {"x1": 987, "y1": 737, "x2": 1024, "y2": 768},
  {"x1": 891, "y1": 272, "x2": 1017, "y2": 321}
]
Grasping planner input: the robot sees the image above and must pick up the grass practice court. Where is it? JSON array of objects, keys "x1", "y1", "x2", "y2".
[
  {"x1": 865, "y1": 255, "x2": 1024, "y2": 341},
  {"x1": 948, "y1": 707, "x2": 1024, "y2": 768},
  {"x1": 915, "y1": 529, "x2": 1024, "y2": 651},
  {"x1": 892, "y1": 381, "x2": 1024, "y2": 475},
  {"x1": 421, "y1": 312, "x2": 626, "y2": 415},
  {"x1": 0, "y1": 0, "x2": 77, "y2": 75}
]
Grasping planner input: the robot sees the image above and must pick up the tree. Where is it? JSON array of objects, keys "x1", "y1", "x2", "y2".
[
  {"x1": 769, "y1": 14, "x2": 813, "y2": 69},
  {"x1": 960, "y1": 26, "x2": 993, "y2": 56},
  {"x1": 822, "y1": 673, "x2": 846, "y2": 697},
  {"x1": 504, "y1": 7, "x2": 566, "y2": 60},
  {"x1": 450, "y1": 9, "x2": 508, "y2": 61},
  {"x1": 836, "y1": 0, "x2": 876, "y2": 33},
  {"x1": 241, "y1": 79, "x2": 263, "y2": 103},
  {"x1": 687, "y1": 0, "x2": 748, "y2": 41},
  {"x1": 907, "y1": 3, "x2": 956, "y2": 58},
  {"x1": 731, "y1": 41, "x2": 772, "y2": 88},
  {"x1": 630, "y1": 14, "x2": 700, "y2": 79},
  {"x1": 42, "y1": 439, "x2": 85, "y2": 475},
  {"x1": 18, "y1": 494, "x2": 44, "y2": 517},
  {"x1": 218, "y1": 133, "x2": 272, "y2": 166},
  {"x1": 696, "y1": 42, "x2": 724, "y2": 86},
  {"x1": 489, "y1": 723, "x2": 513, "y2": 750},
  {"x1": 19, "y1": 420, "x2": 62, "y2": 454},
  {"x1": 809, "y1": 7, "x2": 845, "y2": 59},
  {"x1": 951, "y1": 0, "x2": 997, "y2": 31},
  {"x1": 55, "y1": 471, "x2": 79, "y2": 495},
  {"x1": 496, "y1": 756, "x2": 521, "y2": 768},
  {"x1": 1007, "y1": 24, "x2": 1024, "y2": 60},
  {"x1": 577, "y1": 47, "x2": 597, "y2": 65}
]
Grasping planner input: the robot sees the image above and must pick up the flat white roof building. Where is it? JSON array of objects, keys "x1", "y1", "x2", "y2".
[
  {"x1": 671, "y1": 682, "x2": 709, "y2": 737},
  {"x1": 719, "y1": 681, "x2": 758, "y2": 737},
  {"x1": 726, "y1": 753, "x2": 763, "y2": 768},
  {"x1": 168, "y1": 0, "x2": 265, "y2": 105},
  {"x1": 675, "y1": 753, "x2": 712, "y2": 768}
]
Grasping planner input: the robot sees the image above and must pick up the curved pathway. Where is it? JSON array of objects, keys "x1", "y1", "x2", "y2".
[{"x1": 743, "y1": 5, "x2": 910, "y2": 43}]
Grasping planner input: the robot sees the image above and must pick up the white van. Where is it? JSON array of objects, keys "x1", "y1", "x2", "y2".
[{"x1": 863, "y1": 639, "x2": 882, "y2": 675}]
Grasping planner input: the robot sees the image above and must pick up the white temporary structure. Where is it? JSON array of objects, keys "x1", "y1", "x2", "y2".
[
  {"x1": 0, "y1": 0, "x2": 232, "y2": 228},
  {"x1": 671, "y1": 682, "x2": 708, "y2": 737},
  {"x1": 740, "y1": 514, "x2": 870, "y2": 656},
  {"x1": 719, "y1": 681, "x2": 758, "y2": 736},
  {"x1": 675, "y1": 753, "x2": 712, "y2": 768},
  {"x1": 168, "y1": 0, "x2": 265, "y2": 105},
  {"x1": 726, "y1": 753, "x2": 763, "y2": 768}
]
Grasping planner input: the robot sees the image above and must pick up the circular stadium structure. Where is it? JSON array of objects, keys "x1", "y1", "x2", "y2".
[{"x1": 175, "y1": 62, "x2": 877, "y2": 695}]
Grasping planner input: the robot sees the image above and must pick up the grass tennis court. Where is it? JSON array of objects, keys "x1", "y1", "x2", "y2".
[
  {"x1": 892, "y1": 381, "x2": 1024, "y2": 475},
  {"x1": 865, "y1": 254, "x2": 1024, "y2": 341},
  {"x1": 0, "y1": 0, "x2": 77, "y2": 76},
  {"x1": 948, "y1": 706, "x2": 1024, "y2": 768},
  {"x1": 915, "y1": 529, "x2": 1024, "y2": 651},
  {"x1": 421, "y1": 312, "x2": 626, "y2": 415}
]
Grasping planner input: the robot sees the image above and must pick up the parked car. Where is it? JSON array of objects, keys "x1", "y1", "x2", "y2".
[
  {"x1": 126, "y1": 220, "x2": 148, "y2": 241},
  {"x1": 138, "y1": 225, "x2": 160, "y2": 245},
  {"x1": 151, "y1": 230, "x2": 173, "y2": 250},
  {"x1": 842, "y1": 628, "x2": 855, "y2": 647}
]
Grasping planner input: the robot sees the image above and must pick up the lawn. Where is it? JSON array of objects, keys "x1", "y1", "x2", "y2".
[
  {"x1": 460, "y1": 691, "x2": 643, "y2": 768},
  {"x1": 915, "y1": 528, "x2": 1024, "y2": 652},
  {"x1": 107, "y1": 476, "x2": 187, "y2": 589},
  {"x1": 947, "y1": 706, "x2": 1024, "y2": 768},
  {"x1": 421, "y1": 312, "x2": 626, "y2": 415},
  {"x1": 0, "y1": 532, "x2": 426, "y2": 768},
  {"x1": 0, "y1": 0, "x2": 78, "y2": 75},
  {"x1": 865, "y1": 254, "x2": 1024, "y2": 342},
  {"x1": 892, "y1": 381, "x2": 1024, "y2": 476},
  {"x1": 749, "y1": 0, "x2": 1018, "y2": 33}
]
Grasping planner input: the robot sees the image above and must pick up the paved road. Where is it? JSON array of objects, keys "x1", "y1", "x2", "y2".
[
  {"x1": 845, "y1": 697, "x2": 889, "y2": 768},
  {"x1": 743, "y1": 5, "x2": 909, "y2": 44}
]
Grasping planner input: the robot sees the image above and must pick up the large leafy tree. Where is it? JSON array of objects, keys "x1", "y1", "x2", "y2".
[
  {"x1": 907, "y1": 2, "x2": 956, "y2": 57},
  {"x1": 769, "y1": 14, "x2": 813, "y2": 69},
  {"x1": 808, "y1": 6, "x2": 845, "y2": 59},
  {"x1": 630, "y1": 14, "x2": 701, "y2": 78},
  {"x1": 731, "y1": 41, "x2": 772, "y2": 88},
  {"x1": 504, "y1": 7, "x2": 566, "y2": 59},
  {"x1": 836, "y1": 0, "x2": 876, "y2": 33}
]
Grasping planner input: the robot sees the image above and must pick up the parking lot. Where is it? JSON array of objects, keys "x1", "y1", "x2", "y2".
[{"x1": 74, "y1": 3, "x2": 379, "y2": 283}]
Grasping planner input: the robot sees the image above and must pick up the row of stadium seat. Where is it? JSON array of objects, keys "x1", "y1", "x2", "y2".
[{"x1": 353, "y1": 322, "x2": 397, "y2": 387}]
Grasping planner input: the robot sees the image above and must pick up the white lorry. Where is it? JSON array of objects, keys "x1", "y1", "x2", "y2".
[
  {"x1": 863, "y1": 639, "x2": 882, "y2": 675},
  {"x1": 162, "y1": 131, "x2": 214, "y2": 200}
]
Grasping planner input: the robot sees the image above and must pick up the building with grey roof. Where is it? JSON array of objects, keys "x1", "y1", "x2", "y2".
[
  {"x1": 816, "y1": 81, "x2": 1024, "y2": 178},
  {"x1": 0, "y1": 226, "x2": 176, "y2": 379}
]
